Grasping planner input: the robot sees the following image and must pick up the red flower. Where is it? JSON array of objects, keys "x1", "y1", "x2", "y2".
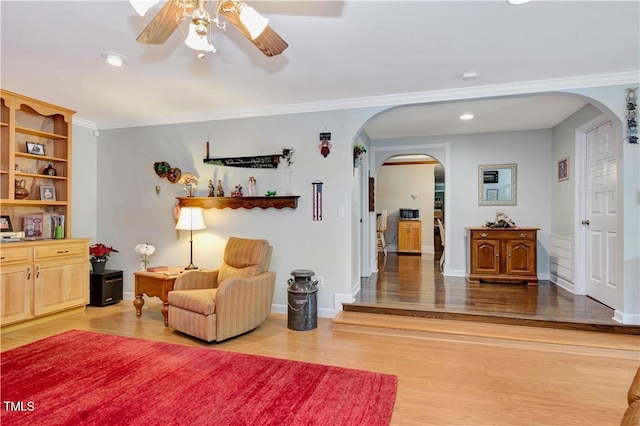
[{"x1": 89, "y1": 243, "x2": 119, "y2": 261}]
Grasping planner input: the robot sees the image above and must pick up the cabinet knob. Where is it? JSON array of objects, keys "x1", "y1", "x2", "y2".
[
  {"x1": 495, "y1": 253, "x2": 499, "y2": 257},
  {"x1": 26, "y1": 266, "x2": 31, "y2": 279}
]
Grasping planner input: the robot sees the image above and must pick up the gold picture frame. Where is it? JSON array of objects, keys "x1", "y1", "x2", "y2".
[{"x1": 558, "y1": 156, "x2": 569, "y2": 182}]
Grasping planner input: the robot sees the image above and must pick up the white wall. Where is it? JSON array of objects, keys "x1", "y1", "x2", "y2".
[
  {"x1": 93, "y1": 108, "x2": 381, "y2": 318},
  {"x1": 376, "y1": 163, "x2": 436, "y2": 253},
  {"x1": 372, "y1": 129, "x2": 552, "y2": 278},
  {"x1": 70, "y1": 125, "x2": 97, "y2": 241},
  {"x1": 551, "y1": 104, "x2": 602, "y2": 235},
  {"x1": 68, "y1": 84, "x2": 638, "y2": 323}
]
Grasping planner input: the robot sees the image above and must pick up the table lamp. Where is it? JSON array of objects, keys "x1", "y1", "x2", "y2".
[{"x1": 175, "y1": 207, "x2": 207, "y2": 270}]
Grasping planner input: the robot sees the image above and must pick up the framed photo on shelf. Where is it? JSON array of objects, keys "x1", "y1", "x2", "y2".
[
  {"x1": 0, "y1": 215, "x2": 13, "y2": 232},
  {"x1": 26, "y1": 141, "x2": 46, "y2": 156},
  {"x1": 40, "y1": 185, "x2": 56, "y2": 201},
  {"x1": 558, "y1": 156, "x2": 569, "y2": 182}
]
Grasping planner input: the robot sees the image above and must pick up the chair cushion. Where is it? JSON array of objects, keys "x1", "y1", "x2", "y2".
[
  {"x1": 168, "y1": 289, "x2": 217, "y2": 315},
  {"x1": 218, "y1": 237, "x2": 270, "y2": 283}
]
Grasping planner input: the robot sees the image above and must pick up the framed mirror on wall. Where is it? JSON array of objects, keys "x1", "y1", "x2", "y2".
[{"x1": 478, "y1": 163, "x2": 517, "y2": 206}]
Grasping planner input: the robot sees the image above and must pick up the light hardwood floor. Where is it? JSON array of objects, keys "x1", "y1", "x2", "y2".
[{"x1": 2, "y1": 301, "x2": 639, "y2": 426}]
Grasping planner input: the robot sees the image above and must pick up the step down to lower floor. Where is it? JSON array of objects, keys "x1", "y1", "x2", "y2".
[{"x1": 332, "y1": 311, "x2": 640, "y2": 357}]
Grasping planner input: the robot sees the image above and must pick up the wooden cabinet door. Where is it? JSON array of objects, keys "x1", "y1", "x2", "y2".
[
  {"x1": 407, "y1": 222, "x2": 421, "y2": 252},
  {"x1": 398, "y1": 222, "x2": 410, "y2": 251},
  {"x1": 398, "y1": 221, "x2": 421, "y2": 253},
  {"x1": 471, "y1": 240, "x2": 500, "y2": 275},
  {"x1": 0, "y1": 264, "x2": 32, "y2": 325},
  {"x1": 506, "y1": 240, "x2": 535, "y2": 276},
  {"x1": 34, "y1": 255, "x2": 88, "y2": 316}
]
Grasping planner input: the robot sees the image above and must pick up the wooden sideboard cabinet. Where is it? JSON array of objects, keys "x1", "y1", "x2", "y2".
[
  {"x1": 467, "y1": 228, "x2": 539, "y2": 284},
  {"x1": 0, "y1": 239, "x2": 89, "y2": 327},
  {"x1": 398, "y1": 220, "x2": 422, "y2": 254}
]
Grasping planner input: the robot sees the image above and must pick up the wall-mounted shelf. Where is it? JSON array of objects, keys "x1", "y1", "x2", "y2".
[{"x1": 177, "y1": 196, "x2": 300, "y2": 210}]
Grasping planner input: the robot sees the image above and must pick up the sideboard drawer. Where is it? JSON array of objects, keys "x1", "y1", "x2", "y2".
[
  {"x1": 34, "y1": 241, "x2": 86, "y2": 260},
  {"x1": 471, "y1": 230, "x2": 536, "y2": 241},
  {"x1": 0, "y1": 246, "x2": 32, "y2": 264}
]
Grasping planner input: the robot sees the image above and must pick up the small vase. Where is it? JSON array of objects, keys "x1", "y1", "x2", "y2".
[
  {"x1": 285, "y1": 167, "x2": 293, "y2": 195},
  {"x1": 91, "y1": 259, "x2": 107, "y2": 273}
]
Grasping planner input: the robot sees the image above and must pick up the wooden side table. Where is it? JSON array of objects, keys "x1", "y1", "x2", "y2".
[{"x1": 133, "y1": 269, "x2": 182, "y2": 326}]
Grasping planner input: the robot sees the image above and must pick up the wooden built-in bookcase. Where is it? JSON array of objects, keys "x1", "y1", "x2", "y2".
[
  {"x1": 1, "y1": 89, "x2": 74, "y2": 237},
  {"x1": 1, "y1": 90, "x2": 89, "y2": 330}
]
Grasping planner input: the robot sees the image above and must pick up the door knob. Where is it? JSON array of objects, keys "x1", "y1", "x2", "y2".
[{"x1": 581, "y1": 220, "x2": 590, "y2": 225}]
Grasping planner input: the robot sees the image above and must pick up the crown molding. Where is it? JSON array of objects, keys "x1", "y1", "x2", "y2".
[
  {"x1": 73, "y1": 117, "x2": 97, "y2": 130},
  {"x1": 89, "y1": 71, "x2": 639, "y2": 130}
]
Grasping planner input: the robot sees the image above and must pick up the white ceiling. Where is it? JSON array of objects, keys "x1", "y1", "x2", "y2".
[{"x1": 1, "y1": 1, "x2": 638, "y2": 139}]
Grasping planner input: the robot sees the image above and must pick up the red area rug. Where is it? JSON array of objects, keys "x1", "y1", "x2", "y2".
[{"x1": 1, "y1": 330, "x2": 397, "y2": 425}]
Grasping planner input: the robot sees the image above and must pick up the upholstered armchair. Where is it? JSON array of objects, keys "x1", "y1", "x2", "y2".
[{"x1": 168, "y1": 237, "x2": 275, "y2": 342}]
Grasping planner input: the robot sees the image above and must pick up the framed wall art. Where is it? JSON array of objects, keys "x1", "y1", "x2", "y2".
[{"x1": 558, "y1": 156, "x2": 569, "y2": 182}]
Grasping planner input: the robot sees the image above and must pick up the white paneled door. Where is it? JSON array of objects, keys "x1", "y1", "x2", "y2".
[{"x1": 585, "y1": 122, "x2": 617, "y2": 308}]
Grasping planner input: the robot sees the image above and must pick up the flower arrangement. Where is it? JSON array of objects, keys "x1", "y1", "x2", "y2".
[
  {"x1": 89, "y1": 243, "x2": 119, "y2": 261},
  {"x1": 354, "y1": 143, "x2": 367, "y2": 157},
  {"x1": 135, "y1": 243, "x2": 156, "y2": 270},
  {"x1": 282, "y1": 146, "x2": 294, "y2": 167},
  {"x1": 353, "y1": 143, "x2": 367, "y2": 167}
]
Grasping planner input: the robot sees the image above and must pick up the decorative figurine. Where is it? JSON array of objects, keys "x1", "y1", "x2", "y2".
[
  {"x1": 208, "y1": 179, "x2": 214, "y2": 197},
  {"x1": 248, "y1": 177, "x2": 256, "y2": 196},
  {"x1": 178, "y1": 172, "x2": 198, "y2": 197},
  {"x1": 231, "y1": 185, "x2": 243, "y2": 197},
  {"x1": 216, "y1": 179, "x2": 224, "y2": 197}
]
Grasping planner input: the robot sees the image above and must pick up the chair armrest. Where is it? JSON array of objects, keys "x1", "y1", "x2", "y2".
[
  {"x1": 173, "y1": 270, "x2": 220, "y2": 291},
  {"x1": 214, "y1": 271, "x2": 276, "y2": 341}
]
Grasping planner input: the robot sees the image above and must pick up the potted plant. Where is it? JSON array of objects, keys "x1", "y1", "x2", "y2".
[
  {"x1": 89, "y1": 243, "x2": 119, "y2": 273},
  {"x1": 353, "y1": 143, "x2": 367, "y2": 168}
]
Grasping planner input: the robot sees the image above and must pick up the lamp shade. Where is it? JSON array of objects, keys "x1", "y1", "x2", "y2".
[
  {"x1": 238, "y1": 4, "x2": 269, "y2": 40},
  {"x1": 175, "y1": 207, "x2": 207, "y2": 231}
]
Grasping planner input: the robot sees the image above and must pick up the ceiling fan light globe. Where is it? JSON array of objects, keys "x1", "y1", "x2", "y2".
[
  {"x1": 129, "y1": 0, "x2": 160, "y2": 16},
  {"x1": 185, "y1": 23, "x2": 216, "y2": 54},
  {"x1": 238, "y1": 4, "x2": 269, "y2": 40}
]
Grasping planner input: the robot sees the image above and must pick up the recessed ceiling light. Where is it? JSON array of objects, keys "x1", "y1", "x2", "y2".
[
  {"x1": 508, "y1": 0, "x2": 531, "y2": 4},
  {"x1": 461, "y1": 72, "x2": 478, "y2": 81},
  {"x1": 460, "y1": 113, "x2": 474, "y2": 120},
  {"x1": 102, "y1": 52, "x2": 126, "y2": 67}
]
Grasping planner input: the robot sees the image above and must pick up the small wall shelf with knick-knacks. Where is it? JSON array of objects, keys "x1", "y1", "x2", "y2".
[{"x1": 177, "y1": 196, "x2": 300, "y2": 210}]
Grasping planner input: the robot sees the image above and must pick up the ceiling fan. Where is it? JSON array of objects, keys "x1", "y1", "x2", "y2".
[{"x1": 131, "y1": 0, "x2": 288, "y2": 57}]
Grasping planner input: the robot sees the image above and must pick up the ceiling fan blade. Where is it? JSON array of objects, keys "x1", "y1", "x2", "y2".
[
  {"x1": 137, "y1": 0, "x2": 190, "y2": 45},
  {"x1": 219, "y1": 7, "x2": 288, "y2": 57}
]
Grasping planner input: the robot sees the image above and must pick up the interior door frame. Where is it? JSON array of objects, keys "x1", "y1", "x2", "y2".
[{"x1": 573, "y1": 114, "x2": 609, "y2": 296}]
